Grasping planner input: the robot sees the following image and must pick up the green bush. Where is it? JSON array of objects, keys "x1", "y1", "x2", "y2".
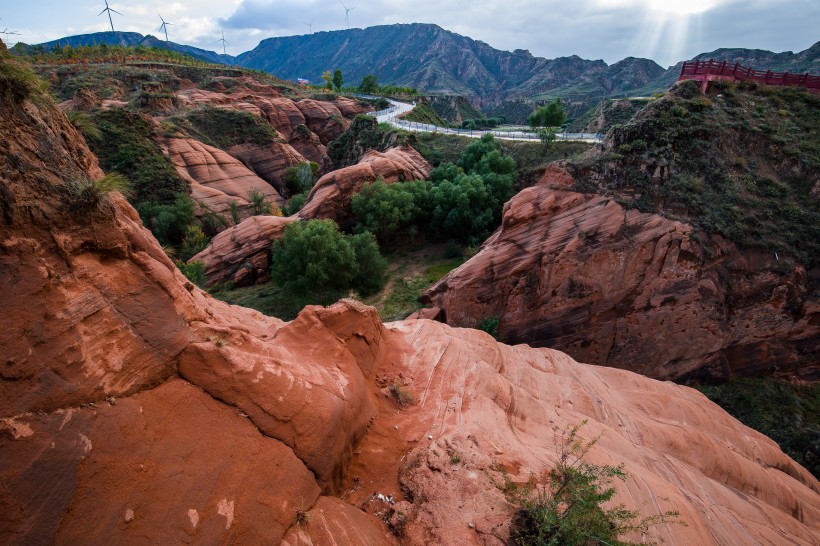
[
  {"x1": 271, "y1": 219, "x2": 387, "y2": 300},
  {"x1": 507, "y1": 422, "x2": 683, "y2": 546},
  {"x1": 285, "y1": 192, "x2": 308, "y2": 216},
  {"x1": 136, "y1": 193, "x2": 196, "y2": 246},
  {"x1": 478, "y1": 316, "x2": 500, "y2": 339},
  {"x1": 179, "y1": 105, "x2": 278, "y2": 149},
  {"x1": 179, "y1": 225, "x2": 209, "y2": 261},
  {"x1": 285, "y1": 161, "x2": 320, "y2": 196},
  {"x1": 351, "y1": 179, "x2": 421, "y2": 244},
  {"x1": 178, "y1": 260, "x2": 206, "y2": 287}
]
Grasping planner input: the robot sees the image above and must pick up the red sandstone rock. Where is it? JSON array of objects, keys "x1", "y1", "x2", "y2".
[
  {"x1": 1, "y1": 94, "x2": 818, "y2": 546},
  {"x1": 191, "y1": 215, "x2": 297, "y2": 286},
  {"x1": 295, "y1": 99, "x2": 351, "y2": 144},
  {"x1": 421, "y1": 171, "x2": 819, "y2": 381},
  {"x1": 299, "y1": 146, "x2": 431, "y2": 227},
  {"x1": 228, "y1": 141, "x2": 307, "y2": 196},
  {"x1": 161, "y1": 137, "x2": 281, "y2": 219}
]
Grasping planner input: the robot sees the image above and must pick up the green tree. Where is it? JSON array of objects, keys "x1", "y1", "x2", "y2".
[
  {"x1": 271, "y1": 219, "x2": 387, "y2": 299},
  {"x1": 428, "y1": 173, "x2": 497, "y2": 245},
  {"x1": 349, "y1": 231, "x2": 388, "y2": 296},
  {"x1": 321, "y1": 70, "x2": 333, "y2": 90},
  {"x1": 359, "y1": 73, "x2": 379, "y2": 93},
  {"x1": 136, "y1": 193, "x2": 196, "y2": 246},
  {"x1": 351, "y1": 179, "x2": 419, "y2": 245},
  {"x1": 285, "y1": 161, "x2": 319, "y2": 196},
  {"x1": 528, "y1": 99, "x2": 567, "y2": 149},
  {"x1": 179, "y1": 225, "x2": 209, "y2": 261},
  {"x1": 332, "y1": 69, "x2": 344, "y2": 92}
]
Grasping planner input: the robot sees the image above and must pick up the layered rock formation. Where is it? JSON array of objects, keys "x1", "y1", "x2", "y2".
[
  {"x1": 161, "y1": 137, "x2": 281, "y2": 218},
  {"x1": 192, "y1": 215, "x2": 297, "y2": 286},
  {"x1": 300, "y1": 146, "x2": 431, "y2": 227},
  {"x1": 421, "y1": 169, "x2": 819, "y2": 382},
  {"x1": 193, "y1": 146, "x2": 431, "y2": 286},
  {"x1": 2, "y1": 89, "x2": 819, "y2": 545}
]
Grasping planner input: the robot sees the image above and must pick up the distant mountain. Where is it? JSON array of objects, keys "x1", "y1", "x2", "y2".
[
  {"x1": 235, "y1": 23, "x2": 665, "y2": 106},
  {"x1": 18, "y1": 31, "x2": 234, "y2": 66}
]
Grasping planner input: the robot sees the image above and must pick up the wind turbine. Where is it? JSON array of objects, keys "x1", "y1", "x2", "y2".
[
  {"x1": 339, "y1": 0, "x2": 354, "y2": 29},
  {"x1": 98, "y1": 0, "x2": 122, "y2": 33},
  {"x1": 0, "y1": 28, "x2": 21, "y2": 41},
  {"x1": 157, "y1": 12, "x2": 173, "y2": 42},
  {"x1": 217, "y1": 29, "x2": 229, "y2": 55},
  {"x1": 302, "y1": 20, "x2": 313, "y2": 34}
]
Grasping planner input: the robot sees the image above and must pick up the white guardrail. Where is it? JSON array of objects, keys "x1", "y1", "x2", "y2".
[{"x1": 354, "y1": 94, "x2": 604, "y2": 143}]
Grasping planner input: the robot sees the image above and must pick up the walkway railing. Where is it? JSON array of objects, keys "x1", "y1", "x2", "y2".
[{"x1": 679, "y1": 60, "x2": 820, "y2": 91}]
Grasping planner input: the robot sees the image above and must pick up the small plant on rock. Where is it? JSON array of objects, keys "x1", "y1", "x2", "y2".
[
  {"x1": 67, "y1": 173, "x2": 133, "y2": 209},
  {"x1": 389, "y1": 382, "x2": 414, "y2": 407},
  {"x1": 507, "y1": 421, "x2": 684, "y2": 546}
]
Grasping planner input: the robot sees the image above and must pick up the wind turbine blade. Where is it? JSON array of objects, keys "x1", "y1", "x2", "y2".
[
  {"x1": 110, "y1": 9, "x2": 123, "y2": 15},
  {"x1": 98, "y1": 8, "x2": 107, "y2": 15}
]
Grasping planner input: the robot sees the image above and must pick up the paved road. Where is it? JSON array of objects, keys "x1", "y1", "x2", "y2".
[{"x1": 359, "y1": 96, "x2": 604, "y2": 143}]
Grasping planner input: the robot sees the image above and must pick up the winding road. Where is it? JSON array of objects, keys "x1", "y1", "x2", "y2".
[{"x1": 359, "y1": 96, "x2": 604, "y2": 143}]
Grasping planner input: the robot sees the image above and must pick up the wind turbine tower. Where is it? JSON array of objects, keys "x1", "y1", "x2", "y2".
[
  {"x1": 99, "y1": 0, "x2": 122, "y2": 33},
  {"x1": 339, "y1": 0, "x2": 355, "y2": 29},
  {"x1": 302, "y1": 21, "x2": 313, "y2": 34},
  {"x1": 217, "y1": 29, "x2": 230, "y2": 55},
  {"x1": 158, "y1": 12, "x2": 173, "y2": 42}
]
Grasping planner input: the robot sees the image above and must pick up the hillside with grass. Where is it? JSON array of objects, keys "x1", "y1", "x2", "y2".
[{"x1": 571, "y1": 79, "x2": 820, "y2": 270}]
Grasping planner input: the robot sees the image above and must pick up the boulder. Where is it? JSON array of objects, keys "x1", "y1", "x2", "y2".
[{"x1": 228, "y1": 142, "x2": 307, "y2": 197}]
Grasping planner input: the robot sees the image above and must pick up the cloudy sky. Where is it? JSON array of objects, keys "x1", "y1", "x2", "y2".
[{"x1": 3, "y1": 0, "x2": 818, "y2": 67}]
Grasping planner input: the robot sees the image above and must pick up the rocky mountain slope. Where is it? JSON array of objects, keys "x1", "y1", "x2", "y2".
[
  {"x1": 236, "y1": 23, "x2": 666, "y2": 106},
  {"x1": 419, "y1": 81, "x2": 819, "y2": 382},
  {"x1": 2, "y1": 58, "x2": 819, "y2": 544}
]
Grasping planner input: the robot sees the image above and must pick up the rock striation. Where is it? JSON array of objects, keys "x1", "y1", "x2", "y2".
[
  {"x1": 1, "y1": 92, "x2": 818, "y2": 545},
  {"x1": 420, "y1": 168, "x2": 819, "y2": 382},
  {"x1": 300, "y1": 146, "x2": 431, "y2": 227},
  {"x1": 191, "y1": 215, "x2": 297, "y2": 286},
  {"x1": 161, "y1": 137, "x2": 281, "y2": 218},
  {"x1": 192, "y1": 145, "x2": 431, "y2": 286}
]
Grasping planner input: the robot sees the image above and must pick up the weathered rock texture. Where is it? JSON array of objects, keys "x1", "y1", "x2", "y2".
[
  {"x1": 161, "y1": 137, "x2": 281, "y2": 218},
  {"x1": 300, "y1": 146, "x2": 431, "y2": 227},
  {"x1": 191, "y1": 215, "x2": 297, "y2": 286},
  {"x1": 192, "y1": 145, "x2": 431, "y2": 287},
  {"x1": 1, "y1": 94, "x2": 818, "y2": 545},
  {"x1": 228, "y1": 142, "x2": 307, "y2": 197},
  {"x1": 421, "y1": 171, "x2": 819, "y2": 382}
]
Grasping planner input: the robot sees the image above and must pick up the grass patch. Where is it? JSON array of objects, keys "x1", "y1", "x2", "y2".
[
  {"x1": 0, "y1": 53, "x2": 47, "y2": 103},
  {"x1": 174, "y1": 105, "x2": 279, "y2": 149},
  {"x1": 402, "y1": 100, "x2": 449, "y2": 126}
]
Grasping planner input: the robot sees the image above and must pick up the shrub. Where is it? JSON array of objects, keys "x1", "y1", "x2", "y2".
[
  {"x1": 177, "y1": 260, "x2": 206, "y2": 287},
  {"x1": 285, "y1": 161, "x2": 319, "y2": 196},
  {"x1": 389, "y1": 382, "x2": 414, "y2": 407},
  {"x1": 478, "y1": 316, "x2": 500, "y2": 339},
  {"x1": 271, "y1": 219, "x2": 387, "y2": 300},
  {"x1": 136, "y1": 193, "x2": 196, "y2": 245},
  {"x1": 248, "y1": 189, "x2": 274, "y2": 216},
  {"x1": 65, "y1": 110, "x2": 102, "y2": 141},
  {"x1": 285, "y1": 192, "x2": 308, "y2": 216},
  {"x1": 507, "y1": 421, "x2": 684, "y2": 546},
  {"x1": 179, "y1": 225, "x2": 209, "y2": 261},
  {"x1": 428, "y1": 173, "x2": 497, "y2": 245},
  {"x1": 352, "y1": 179, "x2": 420, "y2": 244}
]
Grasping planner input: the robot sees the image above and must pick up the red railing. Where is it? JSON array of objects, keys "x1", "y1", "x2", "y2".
[{"x1": 679, "y1": 60, "x2": 820, "y2": 91}]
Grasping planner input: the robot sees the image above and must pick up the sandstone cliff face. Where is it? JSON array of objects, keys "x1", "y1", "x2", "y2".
[
  {"x1": 421, "y1": 169, "x2": 818, "y2": 382},
  {"x1": 2, "y1": 94, "x2": 819, "y2": 545},
  {"x1": 161, "y1": 137, "x2": 282, "y2": 218}
]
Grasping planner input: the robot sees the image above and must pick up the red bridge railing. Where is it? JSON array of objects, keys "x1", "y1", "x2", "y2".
[{"x1": 679, "y1": 60, "x2": 820, "y2": 91}]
